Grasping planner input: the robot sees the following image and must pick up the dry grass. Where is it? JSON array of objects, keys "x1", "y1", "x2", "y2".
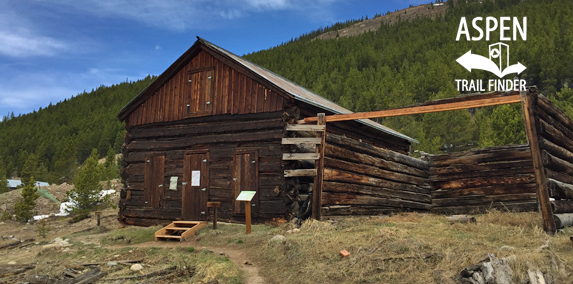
[{"x1": 196, "y1": 211, "x2": 573, "y2": 284}]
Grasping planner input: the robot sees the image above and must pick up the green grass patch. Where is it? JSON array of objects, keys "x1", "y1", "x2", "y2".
[{"x1": 100, "y1": 225, "x2": 160, "y2": 246}]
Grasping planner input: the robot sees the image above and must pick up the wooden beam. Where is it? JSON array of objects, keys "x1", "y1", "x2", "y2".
[
  {"x1": 285, "y1": 124, "x2": 326, "y2": 132},
  {"x1": 284, "y1": 169, "x2": 317, "y2": 177},
  {"x1": 520, "y1": 90, "x2": 556, "y2": 235},
  {"x1": 282, "y1": 153, "x2": 320, "y2": 160},
  {"x1": 281, "y1": 138, "x2": 322, "y2": 145},
  {"x1": 312, "y1": 113, "x2": 326, "y2": 220},
  {"x1": 300, "y1": 94, "x2": 521, "y2": 124}
]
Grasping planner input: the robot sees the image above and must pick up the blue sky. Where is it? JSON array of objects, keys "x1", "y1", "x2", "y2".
[{"x1": 0, "y1": 0, "x2": 429, "y2": 117}]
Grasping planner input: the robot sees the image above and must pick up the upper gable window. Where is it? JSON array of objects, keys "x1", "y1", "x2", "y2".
[{"x1": 185, "y1": 66, "x2": 214, "y2": 117}]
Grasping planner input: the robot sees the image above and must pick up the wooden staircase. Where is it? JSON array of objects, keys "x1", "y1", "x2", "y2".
[
  {"x1": 154, "y1": 221, "x2": 207, "y2": 242},
  {"x1": 282, "y1": 114, "x2": 327, "y2": 220}
]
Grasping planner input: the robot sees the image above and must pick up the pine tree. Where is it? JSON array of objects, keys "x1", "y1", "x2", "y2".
[
  {"x1": 14, "y1": 176, "x2": 39, "y2": 223},
  {"x1": 66, "y1": 149, "x2": 102, "y2": 214},
  {"x1": 103, "y1": 145, "x2": 118, "y2": 180},
  {"x1": 0, "y1": 169, "x2": 7, "y2": 194},
  {"x1": 20, "y1": 154, "x2": 38, "y2": 186}
]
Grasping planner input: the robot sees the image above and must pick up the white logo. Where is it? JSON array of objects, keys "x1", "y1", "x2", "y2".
[{"x1": 456, "y1": 42, "x2": 526, "y2": 78}]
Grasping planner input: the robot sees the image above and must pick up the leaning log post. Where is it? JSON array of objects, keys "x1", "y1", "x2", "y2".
[
  {"x1": 521, "y1": 89, "x2": 556, "y2": 234},
  {"x1": 312, "y1": 113, "x2": 326, "y2": 220}
]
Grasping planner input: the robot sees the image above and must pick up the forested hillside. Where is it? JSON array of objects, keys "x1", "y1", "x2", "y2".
[
  {"x1": 0, "y1": 76, "x2": 155, "y2": 184},
  {"x1": 1, "y1": 0, "x2": 572, "y2": 185},
  {"x1": 244, "y1": 0, "x2": 573, "y2": 153}
]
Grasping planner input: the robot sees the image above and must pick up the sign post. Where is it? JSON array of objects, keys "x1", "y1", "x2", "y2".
[{"x1": 236, "y1": 191, "x2": 256, "y2": 234}]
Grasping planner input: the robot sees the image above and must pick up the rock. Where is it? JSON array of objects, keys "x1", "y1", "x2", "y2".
[
  {"x1": 8, "y1": 261, "x2": 16, "y2": 264},
  {"x1": 292, "y1": 228, "x2": 300, "y2": 233},
  {"x1": 268, "y1": 235, "x2": 286, "y2": 245},
  {"x1": 63, "y1": 248, "x2": 70, "y2": 252},
  {"x1": 205, "y1": 279, "x2": 219, "y2": 284},
  {"x1": 130, "y1": 264, "x2": 143, "y2": 271},
  {"x1": 107, "y1": 261, "x2": 118, "y2": 267},
  {"x1": 113, "y1": 254, "x2": 120, "y2": 258},
  {"x1": 0, "y1": 222, "x2": 4, "y2": 225},
  {"x1": 286, "y1": 230, "x2": 292, "y2": 234}
]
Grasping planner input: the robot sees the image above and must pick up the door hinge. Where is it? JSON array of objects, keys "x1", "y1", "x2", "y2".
[
  {"x1": 158, "y1": 184, "x2": 163, "y2": 187},
  {"x1": 201, "y1": 188, "x2": 206, "y2": 191},
  {"x1": 201, "y1": 211, "x2": 206, "y2": 215},
  {"x1": 203, "y1": 159, "x2": 207, "y2": 162},
  {"x1": 182, "y1": 182, "x2": 188, "y2": 186}
]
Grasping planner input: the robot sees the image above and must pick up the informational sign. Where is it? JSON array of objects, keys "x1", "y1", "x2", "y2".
[
  {"x1": 169, "y1": 176, "x2": 178, "y2": 190},
  {"x1": 236, "y1": 191, "x2": 256, "y2": 201},
  {"x1": 192, "y1": 171, "x2": 200, "y2": 186}
]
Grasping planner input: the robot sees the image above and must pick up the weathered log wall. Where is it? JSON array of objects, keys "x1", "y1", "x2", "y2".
[
  {"x1": 428, "y1": 145, "x2": 538, "y2": 214},
  {"x1": 320, "y1": 133, "x2": 431, "y2": 216},
  {"x1": 119, "y1": 110, "x2": 290, "y2": 226},
  {"x1": 535, "y1": 95, "x2": 573, "y2": 217}
]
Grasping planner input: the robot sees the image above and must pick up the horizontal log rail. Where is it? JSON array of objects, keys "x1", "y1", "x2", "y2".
[{"x1": 300, "y1": 94, "x2": 521, "y2": 124}]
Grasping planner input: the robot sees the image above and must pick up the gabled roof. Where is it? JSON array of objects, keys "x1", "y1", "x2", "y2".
[{"x1": 118, "y1": 37, "x2": 417, "y2": 143}]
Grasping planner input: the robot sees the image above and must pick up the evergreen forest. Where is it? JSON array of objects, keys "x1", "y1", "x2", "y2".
[{"x1": 0, "y1": 0, "x2": 572, "y2": 184}]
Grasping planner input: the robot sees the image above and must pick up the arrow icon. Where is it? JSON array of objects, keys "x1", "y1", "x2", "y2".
[{"x1": 456, "y1": 50, "x2": 526, "y2": 78}]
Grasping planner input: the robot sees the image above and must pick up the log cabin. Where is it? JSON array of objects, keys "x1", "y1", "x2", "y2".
[
  {"x1": 116, "y1": 37, "x2": 573, "y2": 234},
  {"x1": 117, "y1": 37, "x2": 426, "y2": 226}
]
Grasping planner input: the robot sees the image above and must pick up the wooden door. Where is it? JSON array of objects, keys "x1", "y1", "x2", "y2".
[
  {"x1": 143, "y1": 155, "x2": 165, "y2": 208},
  {"x1": 186, "y1": 68, "x2": 214, "y2": 117},
  {"x1": 182, "y1": 150, "x2": 209, "y2": 220},
  {"x1": 233, "y1": 149, "x2": 258, "y2": 214}
]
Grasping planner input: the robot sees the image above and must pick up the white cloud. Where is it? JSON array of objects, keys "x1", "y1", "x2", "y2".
[
  {"x1": 40, "y1": 0, "x2": 342, "y2": 31},
  {"x1": 0, "y1": 12, "x2": 70, "y2": 58},
  {"x1": 0, "y1": 29, "x2": 68, "y2": 57},
  {"x1": 155, "y1": 45, "x2": 162, "y2": 50}
]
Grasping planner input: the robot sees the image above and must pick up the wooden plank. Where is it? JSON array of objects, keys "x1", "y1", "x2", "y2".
[
  {"x1": 282, "y1": 153, "x2": 320, "y2": 160},
  {"x1": 284, "y1": 169, "x2": 317, "y2": 177},
  {"x1": 312, "y1": 113, "x2": 326, "y2": 220},
  {"x1": 281, "y1": 138, "x2": 322, "y2": 145},
  {"x1": 521, "y1": 90, "x2": 555, "y2": 234},
  {"x1": 302, "y1": 94, "x2": 522, "y2": 123},
  {"x1": 245, "y1": 77, "x2": 252, "y2": 113},
  {"x1": 256, "y1": 85, "x2": 265, "y2": 113},
  {"x1": 285, "y1": 124, "x2": 326, "y2": 132}
]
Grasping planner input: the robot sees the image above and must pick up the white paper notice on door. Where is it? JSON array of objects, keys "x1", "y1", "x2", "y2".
[{"x1": 191, "y1": 170, "x2": 200, "y2": 186}]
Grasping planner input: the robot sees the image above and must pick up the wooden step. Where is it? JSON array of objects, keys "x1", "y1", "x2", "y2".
[
  {"x1": 281, "y1": 138, "x2": 322, "y2": 145},
  {"x1": 155, "y1": 235, "x2": 182, "y2": 239},
  {"x1": 155, "y1": 221, "x2": 207, "y2": 242},
  {"x1": 282, "y1": 153, "x2": 320, "y2": 160},
  {"x1": 285, "y1": 124, "x2": 325, "y2": 132},
  {"x1": 284, "y1": 169, "x2": 317, "y2": 177},
  {"x1": 165, "y1": 227, "x2": 192, "y2": 230}
]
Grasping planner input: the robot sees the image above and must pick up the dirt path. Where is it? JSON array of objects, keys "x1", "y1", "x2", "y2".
[{"x1": 110, "y1": 240, "x2": 265, "y2": 284}]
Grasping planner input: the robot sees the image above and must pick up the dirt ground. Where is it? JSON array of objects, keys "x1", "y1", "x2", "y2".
[{"x1": 2, "y1": 181, "x2": 573, "y2": 284}]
